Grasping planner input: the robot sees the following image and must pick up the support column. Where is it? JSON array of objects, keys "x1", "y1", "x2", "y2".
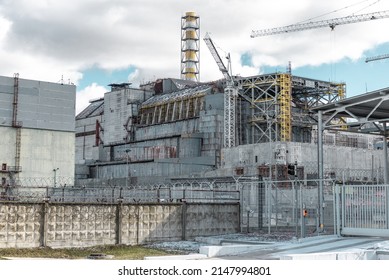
[
  {"x1": 116, "y1": 198, "x2": 123, "y2": 245},
  {"x1": 383, "y1": 122, "x2": 388, "y2": 184},
  {"x1": 317, "y1": 110, "x2": 324, "y2": 230},
  {"x1": 181, "y1": 201, "x2": 187, "y2": 240},
  {"x1": 382, "y1": 122, "x2": 389, "y2": 229},
  {"x1": 40, "y1": 196, "x2": 50, "y2": 247}
]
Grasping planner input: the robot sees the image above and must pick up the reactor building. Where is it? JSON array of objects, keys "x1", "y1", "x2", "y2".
[{"x1": 75, "y1": 73, "x2": 385, "y2": 186}]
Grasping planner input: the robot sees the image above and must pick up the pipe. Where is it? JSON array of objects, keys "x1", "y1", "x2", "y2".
[{"x1": 317, "y1": 110, "x2": 324, "y2": 230}]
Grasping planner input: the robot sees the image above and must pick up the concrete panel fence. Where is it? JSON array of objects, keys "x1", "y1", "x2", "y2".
[{"x1": 0, "y1": 201, "x2": 239, "y2": 248}]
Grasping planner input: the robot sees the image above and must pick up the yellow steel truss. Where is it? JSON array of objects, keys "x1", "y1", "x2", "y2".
[
  {"x1": 333, "y1": 83, "x2": 347, "y2": 130},
  {"x1": 277, "y1": 74, "x2": 292, "y2": 142}
]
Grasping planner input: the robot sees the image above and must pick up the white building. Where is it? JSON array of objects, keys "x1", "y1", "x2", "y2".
[{"x1": 0, "y1": 74, "x2": 76, "y2": 187}]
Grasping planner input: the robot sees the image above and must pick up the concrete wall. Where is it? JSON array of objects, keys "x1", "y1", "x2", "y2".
[
  {"x1": 0, "y1": 75, "x2": 76, "y2": 185},
  {"x1": 0, "y1": 127, "x2": 75, "y2": 182},
  {"x1": 0, "y1": 201, "x2": 239, "y2": 248},
  {"x1": 104, "y1": 88, "x2": 152, "y2": 145},
  {"x1": 87, "y1": 158, "x2": 215, "y2": 185},
  {"x1": 75, "y1": 115, "x2": 102, "y2": 164},
  {"x1": 214, "y1": 142, "x2": 385, "y2": 180},
  {"x1": 0, "y1": 203, "x2": 42, "y2": 248},
  {"x1": 0, "y1": 75, "x2": 75, "y2": 132},
  {"x1": 104, "y1": 89, "x2": 132, "y2": 145}
]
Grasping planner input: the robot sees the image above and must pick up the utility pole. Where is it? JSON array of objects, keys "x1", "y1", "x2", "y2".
[{"x1": 53, "y1": 168, "x2": 59, "y2": 188}]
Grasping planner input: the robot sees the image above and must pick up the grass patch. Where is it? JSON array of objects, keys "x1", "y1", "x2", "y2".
[{"x1": 0, "y1": 245, "x2": 176, "y2": 260}]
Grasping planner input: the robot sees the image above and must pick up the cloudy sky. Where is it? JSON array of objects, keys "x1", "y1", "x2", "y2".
[{"x1": 1, "y1": 0, "x2": 389, "y2": 114}]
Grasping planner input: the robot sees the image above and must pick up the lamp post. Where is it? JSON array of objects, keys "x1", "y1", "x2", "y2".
[{"x1": 53, "y1": 168, "x2": 59, "y2": 188}]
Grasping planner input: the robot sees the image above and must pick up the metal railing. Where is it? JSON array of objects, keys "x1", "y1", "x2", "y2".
[
  {"x1": 238, "y1": 178, "x2": 336, "y2": 238},
  {"x1": 342, "y1": 185, "x2": 388, "y2": 230}
]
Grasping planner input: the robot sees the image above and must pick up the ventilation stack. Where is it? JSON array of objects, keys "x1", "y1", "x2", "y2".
[{"x1": 181, "y1": 12, "x2": 200, "y2": 81}]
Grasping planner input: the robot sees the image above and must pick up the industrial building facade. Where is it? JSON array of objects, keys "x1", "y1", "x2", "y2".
[
  {"x1": 75, "y1": 73, "x2": 385, "y2": 186},
  {"x1": 0, "y1": 74, "x2": 76, "y2": 187},
  {"x1": 76, "y1": 78, "x2": 224, "y2": 185}
]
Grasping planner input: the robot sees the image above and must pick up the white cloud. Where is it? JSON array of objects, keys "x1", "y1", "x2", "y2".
[
  {"x1": 128, "y1": 69, "x2": 141, "y2": 87},
  {"x1": 76, "y1": 83, "x2": 107, "y2": 115},
  {"x1": 1, "y1": 0, "x2": 389, "y2": 112}
]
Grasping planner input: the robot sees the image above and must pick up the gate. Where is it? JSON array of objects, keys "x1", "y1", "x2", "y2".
[
  {"x1": 339, "y1": 184, "x2": 389, "y2": 237},
  {"x1": 239, "y1": 179, "x2": 336, "y2": 237}
]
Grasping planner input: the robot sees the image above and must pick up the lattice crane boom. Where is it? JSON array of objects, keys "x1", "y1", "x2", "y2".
[
  {"x1": 251, "y1": 10, "x2": 389, "y2": 38},
  {"x1": 203, "y1": 32, "x2": 233, "y2": 85},
  {"x1": 366, "y1": 53, "x2": 389, "y2": 62},
  {"x1": 203, "y1": 32, "x2": 237, "y2": 148}
]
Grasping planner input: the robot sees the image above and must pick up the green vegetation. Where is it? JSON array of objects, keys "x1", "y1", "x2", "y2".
[{"x1": 0, "y1": 245, "x2": 175, "y2": 260}]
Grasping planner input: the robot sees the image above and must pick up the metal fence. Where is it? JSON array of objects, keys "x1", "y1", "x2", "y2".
[
  {"x1": 4, "y1": 177, "x2": 74, "y2": 188},
  {"x1": 340, "y1": 184, "x2": 389, "y2": 237},
  {"x1": 1, "y1": 177, "x2": 335, "y2": 238},
  {"x1": 4, "y1": 177, "x2": 389, "y2": 238},
  {"x1": 238, "y1": 179, "x2": 336, "y2": 237},
  {"x1": 0, "y1": 183, "x2": 240, "y2": 204}
]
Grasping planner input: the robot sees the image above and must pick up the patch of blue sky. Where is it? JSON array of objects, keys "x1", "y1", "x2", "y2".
[
  {"x1": 240, "y1": 52, "x2": 253, "y2": 67},
  {"x1": 78, "y1": 66, "x2": 137, "y2": 91}
]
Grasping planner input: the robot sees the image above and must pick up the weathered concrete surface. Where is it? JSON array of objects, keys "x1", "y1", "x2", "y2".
[
  {"x1": 0, "y1": 204, "x2": 43, "y2": 248},
  {"x1": 0, "y1": 201, "x2": 239, "y2": 248},
  {"x1": 216, "y1": 142, "x2": 384, "y2": 181}
]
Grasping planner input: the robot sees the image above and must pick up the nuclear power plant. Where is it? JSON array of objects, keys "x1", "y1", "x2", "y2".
[
  {"x1": 73, "y1": 12, "x2": 386, "y2": 187},
  {"x1": 0, "y1": 11, "x2": 383, "y2": 188},
  {"x1": 2, "y1": 11, "x2": 389, "y2": 250}
]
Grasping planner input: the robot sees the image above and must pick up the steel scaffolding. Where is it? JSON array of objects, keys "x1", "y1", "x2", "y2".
[
  {"x1": 277, "y1": 74, "x2": 292, "y2": 142},
  {"x1": 236, "y1": 73, "x2": 345, "y2": 144}
]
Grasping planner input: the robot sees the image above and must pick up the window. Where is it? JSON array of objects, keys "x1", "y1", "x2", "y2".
[
  {"x1": 1, "y1": 163, "x2": 6, "y2": 171},
  {"x1": 235, "y1": 167, "x2": 244, "y2": 176}
]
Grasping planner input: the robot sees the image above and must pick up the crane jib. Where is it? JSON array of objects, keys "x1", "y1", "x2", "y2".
[{"x1": 251, "y1": 10, "x2": 389, "y2": 37}]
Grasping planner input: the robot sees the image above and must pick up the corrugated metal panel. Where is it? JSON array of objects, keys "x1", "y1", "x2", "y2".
[
  {"x1": 141, "y1": 84, "x2": 210, "y2": 108},
  {"x1": 76, "y1": 99, "x2": 104, "y2": 120}
]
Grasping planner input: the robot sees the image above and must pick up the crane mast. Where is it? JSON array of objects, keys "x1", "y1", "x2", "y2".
[
  {"x1": 204, "y1": 33, "x2": 237, "y2": 148},
  {"x1": 251, "y1": 10, "x2": 389, "y2": 37}
]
